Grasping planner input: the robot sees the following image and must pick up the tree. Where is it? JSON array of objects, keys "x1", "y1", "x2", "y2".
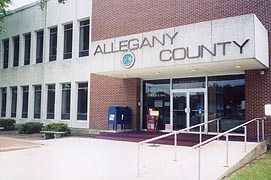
[
  {"x1": 39, "y1": 0, "x2": 66, "y2": 10},
  {"x1": 0, "y1": 0, "x2": 10, "y2": 32}
]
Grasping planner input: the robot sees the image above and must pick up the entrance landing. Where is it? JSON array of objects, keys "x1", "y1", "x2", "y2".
[{"x1": 96, "y1": 131, "x2": 256, "y2": 147}]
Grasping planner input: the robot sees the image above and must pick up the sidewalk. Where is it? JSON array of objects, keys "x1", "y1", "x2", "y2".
[
  {"x1": 0, "y1": 136, "x2": 42, "y2": 152},
  {"x1": 0, "y1": 137, "x2": 258, "y2": 180}
]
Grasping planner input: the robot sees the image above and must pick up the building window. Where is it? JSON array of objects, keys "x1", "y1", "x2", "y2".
[
  {"x1": 77, "y1": 83, "x2": 88, "y2": 120},
  {"x1": 79, "y1": 19, "x2": 89, "y2": 57},
  {"x1": 1, "y1": 88, "x2": 7, "y2": 117},
  {"x1": 13, "y1": 36, "x2": 20, "y2": 67},
  {"x1": 34, "y1": 85, "x2": 42, "y2": 119},
  {"x1": 63, "y1": 23, "x2": 73, "y2": 59},
  {"x1": 47, "y1": 84, "x2": 55, "y2": 119},
  {"x1": 36, "y1": 31, "x2": 44, "y2": 63},
  {"x1": 3, "y1": 39, "x2": 9, "y2": 69},
  {"x1": 49, "y1": 27, "x2": 57, "y2": 61},
  {"x1": 208, "y1": 75, "x2": 245, "y2": 132},
  {"x1": 61, "y1": 83, "x2": 71, "y2": 120},
  {"x1": 11, "y1": 87, "x2": 17, "y2": 118},
  {"x1": 24, "y1": 33, "x2": 31, "y2": 65},
  {"x1": 143, "y1": 79, "x2": 170, "y2": 130},
  {"x1": 22, "y1": 86, "x2": 29, "y2": 118}
]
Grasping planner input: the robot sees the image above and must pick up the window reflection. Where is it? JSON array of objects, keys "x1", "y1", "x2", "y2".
[
  {"x1": 143, "y1": 79, "x2": 170, "y2": 130},
  {"x1": 208, "y1": 75, "x2": 245, "y2": 132}
]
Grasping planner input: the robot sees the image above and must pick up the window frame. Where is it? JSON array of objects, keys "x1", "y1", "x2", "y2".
[
  {"x1": 77, "y1": 82, "x2": 88, "y2": 120},
  {"x1": 79, "y1": 19, "x2": 90, "y2": 57},
  {"x1": 22, "y1": 86, "x2": 29, "y2": 118},
  {"x1": 49, "y1": 27, "x2": 58, "y2": 61},
  {"x1": 24, "y1": 33, "x2": 31, "y2": 65},
  {"x1": 47, "y1": 84, "x2": 55, "y2": 119},
  {"x1": 1, "y1": 87, "x2": 7, "y2": 117},
  {"x1": 3, "y1": 38, "x2": 9, "y2": 69},
  {"x1": 13, "y1": 36, "x2": 20, "y2": 67},
  {"x1": 36, "y1": 30, "x2": 44, "y2": 64},
  {"x1": 61, "y1": 83, "x2": 71, "y2": 120},
  {"x1": 11, "y1": 87, "x2": 17, "y2": 118},
  {"x1": 34, "y1": 85, "x2": 42, "y2": 119},
  {"x1": 63, "y1": 23, "x2": 73, "y2": 60}
]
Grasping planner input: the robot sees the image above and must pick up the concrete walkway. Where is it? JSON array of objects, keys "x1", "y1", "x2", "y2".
[
  {"x1": 0, "y1": 136, "x2": 41, "y2": 152},
  {"x1": 0, "y1": 137, "x2": 258, "y2": 180}
]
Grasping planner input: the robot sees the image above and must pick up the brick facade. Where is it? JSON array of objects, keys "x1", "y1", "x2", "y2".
[
  {"x1": 91, "y1": 0, "x2": 271, "y2": 137},
  {"x1": 90, "y1": 74, "x2": 141, "y2": 130}
]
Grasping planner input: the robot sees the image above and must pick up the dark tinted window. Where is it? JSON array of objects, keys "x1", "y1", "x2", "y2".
[
  {"x1": 3, "y1": 39, "x2": 9, "y2": 69},
  {"x1": 49, "y1": 27, "x2": 57, "y2": 61},
  {"x1": 13, "y1": 36, "x2": 20, "y2": 67},
  {"x1": 36, "y1": 31, "x2": 44, "y2": 63},
  {"x1": 208, "y1": 75, "x2": 245, "y2": 132},
  {"x1": 79, "y1": 20, "x2": 89, "y2": 57},
  {"x1": 34, "y1": 85, "x2": 42, "y2": 119},
  {"x1": 62, "y1": 83, "x2": 71, "y2": 120},
  {"x1": 77, "y1": 83, "x2": 88, "y2": 120},
  {"x1": 24, "y1": 33, "x2": 31, "y2": 65},
  {"x1": 47, "y1": 84, "x2": 55, "y2": 119},
  {"x1": 63, "y1": 24, "x2": 73, "y2": 59},
  {"x1": 22, "y1": 86, "x2": 29, "y2": 118},
  {"x1": 1, "y1": 88, "x2": 7, "y2": 117}
]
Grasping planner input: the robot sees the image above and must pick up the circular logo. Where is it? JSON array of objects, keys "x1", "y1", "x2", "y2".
[{"x1": 121, "y1": 51, "x2": 135, "y2": 69}]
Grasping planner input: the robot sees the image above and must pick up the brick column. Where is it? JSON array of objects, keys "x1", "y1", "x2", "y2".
[{"x1": 89, "y1": 74, "x2": 141, "y2": 130}]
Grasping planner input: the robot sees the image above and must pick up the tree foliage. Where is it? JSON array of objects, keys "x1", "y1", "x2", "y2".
[
  {"x1": 39, "y1": 0, "x2": 66, "y2": 10},
  {"x1": 0, "y1": 0, "x2": 10, "y2": 32},
  {"x1": 0, "y1": 0, "x2": 10, "y2": 15}
]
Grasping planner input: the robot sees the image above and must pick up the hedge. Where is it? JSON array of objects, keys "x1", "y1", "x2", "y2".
[
  {"x1": 19, "y1": 122, "x2": 44, "y2": 134},
  {"x1": 42, "y1": 123, "x2": 71, "y2": 135},
  {"x1": 0, "y1": 119, "x2": 16, "y2": 130}
]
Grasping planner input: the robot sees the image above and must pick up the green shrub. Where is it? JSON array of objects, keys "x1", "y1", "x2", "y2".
[
  {"x1": 42, "y1": 123, "x2": 71, "y2": 135},
  {"x1": 19, "y1": 122, "x2": 44, "y2": 134},
  {"x1": 0, "y1": 119, "x2": 16, "y2": 130}
]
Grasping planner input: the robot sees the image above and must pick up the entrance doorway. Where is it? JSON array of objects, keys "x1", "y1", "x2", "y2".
[
  {"x1": 142, "y1": 75, "x2": 245, "y2": 133},
  {"x1": 171, "y1": 89, "x2": 207, "y2": 131}
]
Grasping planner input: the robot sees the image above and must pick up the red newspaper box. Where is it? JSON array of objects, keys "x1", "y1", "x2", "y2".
[{"x1": 147, "y1": 109, "x2": 159, "y2": 132}]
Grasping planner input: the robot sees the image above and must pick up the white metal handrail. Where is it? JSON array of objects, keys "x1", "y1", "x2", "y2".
[
  {"x1": 193, "y1": 117, "x2": 265, "y2": 180},
  {"x1": 139, "y1": 117, "x2": 222, "y2": 145},
  {"x1": 137, "y1": 117, "x2": 266, "y2": 179},
  {"x1": 193, "y1": 118, "x2": 264, "y2": 149},
  {"x1": 137, "y1": 117, "x2": 222, "y2": 176}
]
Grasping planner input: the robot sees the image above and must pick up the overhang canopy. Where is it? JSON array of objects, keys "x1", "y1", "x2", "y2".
[{"x1": 90, "y1": 14, "x2": 269, "y2": 79}]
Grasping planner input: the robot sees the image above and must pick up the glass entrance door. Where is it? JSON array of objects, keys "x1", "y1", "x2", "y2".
[
  {"x1": 173, "y1": 92, "x2": 187, "y2": 130},
  {"x1": 172, "y1": 90, "x2": 206, "y2": 131},
  {"x1": 189, "y1": 92, "x2": 205, "y2": 131}
]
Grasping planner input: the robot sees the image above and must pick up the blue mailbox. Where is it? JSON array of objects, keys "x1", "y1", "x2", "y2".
[
  {"x1": 108, "y1": 106, "x2": 122, "y2": 130},
  {"x1": 108, "y1": 106, "x2": 132, "y2": 130},
  {"x1": 120, "y1": 106, "x2": 131, "y2": 130}
]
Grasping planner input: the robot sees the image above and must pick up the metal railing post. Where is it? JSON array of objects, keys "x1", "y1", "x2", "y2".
[
  {"x1": 137, "y1": 144, "x2": 141, "y2": 177},
  {"x1": 262, "y1": 118, "x2": 265, "y2": 141},
  {"x1": 198, "y1": 147, "x2": 201, "y2": 180},
  {"x1": 199, "y1": 125, "x2": 202, "y2": 144},
  {"x1": 257, "y1": 119, "x2": 260, "y2": 142},
  {"x1": 217, "y1": 119, "x2": 220, "y2": 140},
  {"x1": 174, "y1": 133, "x2": 177, "y2": 161},
  {"x1": 225, "y1": 134, "x2": 229, "y2": 167},
  {"x1": 244, "y1": 126, "x2": 247, "y2": 152}
]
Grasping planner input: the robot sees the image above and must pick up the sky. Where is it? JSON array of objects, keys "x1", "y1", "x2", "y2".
[{"x1": 7, "y1": 0, "x2": 38, "y2": 11}]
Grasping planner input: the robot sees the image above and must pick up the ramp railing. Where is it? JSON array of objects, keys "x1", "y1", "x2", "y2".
[
  {"x1": 137, "y1": 117, "x2": 222, "y2": 177},
  {"x1": 137, "y1": 117, "x2": 265, "y2": 179},
  {"x1": 193, "y1": 117, "x2": 265, "y2": 180}
]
